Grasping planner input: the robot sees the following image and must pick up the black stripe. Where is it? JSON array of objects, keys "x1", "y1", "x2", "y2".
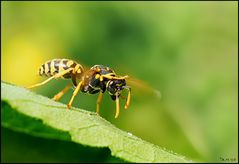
[
  {"x1": 54, "y1": 60, "x2": 60, "y2": 73},
  {"x1": 71, "y1": 62, "x2": 76, "y2": 68},
  {"x1": 42, "y1": 64, "x2": 45, "y2": 74},
  {"x1": 63, "y1": 59, "x2": 68, "y2": 65},
  {"x1": 47, "y1": 61, "x2": 51, "y2": 74},
  {"x1": 63, "y1": 59, "x2": 68, "y2": 69}
]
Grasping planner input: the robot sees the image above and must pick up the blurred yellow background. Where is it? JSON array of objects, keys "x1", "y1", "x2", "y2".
[{"x1": 1, "y1": 1, "x2": 238, "y2": 162}]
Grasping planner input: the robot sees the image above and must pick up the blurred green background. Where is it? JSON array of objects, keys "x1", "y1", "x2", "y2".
[{"x1": 1, "y1": 1, "x2": 238, "y2": 163}]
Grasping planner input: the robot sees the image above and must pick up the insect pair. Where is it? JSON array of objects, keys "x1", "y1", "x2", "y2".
[{"x1": 27, "y1": 58, "x2": 131, "y2": 118}]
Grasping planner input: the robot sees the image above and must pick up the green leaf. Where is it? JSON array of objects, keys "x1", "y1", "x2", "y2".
[{"x1": 1, "y1": 81, "x2": 190, "y2": 163}]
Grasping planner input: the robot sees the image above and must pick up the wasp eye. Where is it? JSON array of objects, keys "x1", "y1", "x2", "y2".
[{"x1": 106, "y1": 79, "x2": 126, "y2": 96}]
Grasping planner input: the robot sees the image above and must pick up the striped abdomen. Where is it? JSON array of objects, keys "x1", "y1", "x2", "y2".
[{"x1": 39, "y1": 59, "x2": 84, "y2": 79}]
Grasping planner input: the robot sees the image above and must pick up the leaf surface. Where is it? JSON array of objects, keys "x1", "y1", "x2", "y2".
[{"x1": 1, "y1": 82, "x2": 190, "y2": 163}]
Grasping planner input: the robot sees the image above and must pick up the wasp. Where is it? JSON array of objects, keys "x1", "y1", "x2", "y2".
[{"x1": 27, "y1": 59, "x2": 131, "y2": 118}]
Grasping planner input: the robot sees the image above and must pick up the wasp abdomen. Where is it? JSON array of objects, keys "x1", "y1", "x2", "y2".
[{"x1": 39, "y1": 59, "x2": 84, "y2": 79}]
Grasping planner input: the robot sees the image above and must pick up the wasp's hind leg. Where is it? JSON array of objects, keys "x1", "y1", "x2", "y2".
[
  {"x1": 52, "y1": 83, "x2": 72, "y2": 101},
  {"x1": 27, "y1": 76, "x2": 56, "y2": 89},
  {"x1": 27, "y1": 68, "x2": 74, "y2": 89}
]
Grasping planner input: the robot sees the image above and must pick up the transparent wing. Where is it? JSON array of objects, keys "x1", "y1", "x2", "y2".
[{"x1": 126, "y1": 75, "x2": 162, "y2": 100}]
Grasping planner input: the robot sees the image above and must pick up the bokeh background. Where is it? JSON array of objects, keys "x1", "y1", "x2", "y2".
[{"x1": 1, "y1": 1, "x2": 238, "y2": 163}]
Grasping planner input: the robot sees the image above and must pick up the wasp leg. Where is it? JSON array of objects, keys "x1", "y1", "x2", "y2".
[
  {"x1": 124, "y1": 87, "x2": 131, "y2": 109},
  {"x1": 96, "y1": 92, "x2": 104, "y2": 114},
  {"x1": 27, "y1": 68, "x2": 74, "y2": 89},
  {"x1": 67, "y1": 81, "x2": 83, "y2": 109},
  {"x1": 115, "y1": 94, "x2": 120, "y2": 118},
  {"x1": 100, "y1": 74, "x2": 129, "y2": 81},
  {"x1": 52, "y1": 83, "x2": 72, "y2": 101}
]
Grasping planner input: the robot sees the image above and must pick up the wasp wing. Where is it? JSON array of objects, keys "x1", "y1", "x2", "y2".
[{"x1": 126, "y1": 75, "x2": 162, "y2": 100}]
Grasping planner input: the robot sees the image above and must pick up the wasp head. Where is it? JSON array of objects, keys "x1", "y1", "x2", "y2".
[{"x1": 106, "y1": 79, "x2": 126, "y2": 100}]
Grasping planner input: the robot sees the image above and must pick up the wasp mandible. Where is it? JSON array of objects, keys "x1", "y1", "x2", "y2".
[{"x1": 27, "y1": 59, "x2": 131, "y2": 118}]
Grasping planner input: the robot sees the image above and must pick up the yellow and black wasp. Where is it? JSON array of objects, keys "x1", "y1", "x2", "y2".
[{"x1": 27, "y1": 59, "x2": 131, "y2": 118}]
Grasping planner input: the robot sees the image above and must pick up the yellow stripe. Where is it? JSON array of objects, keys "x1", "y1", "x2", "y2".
[
  {"x1": 74, "y1": 64, "x2": 80, "y2": 73},
  {"x1": 44, "y1": 63, "x2": 49, "y2": 75},
  {"x1": 59, "y1": 59, "x2": 65, "y2": 73},
  {"x1": 39, "y1": 66, "x2": 44, "y2": 75},
  {"x1": 77, "y1": 69, "x2": 81, "y2": 74},
  {"x1": 100, "y1": 76, "x2": 103, "y2": 81},
  {"x1": 50, "y1": 60, "x2": 56, "y2": 75},
  {"x1": 95, "y1": 74, "x2": 100, "y2": 79},
  {"x1": 67, "y1": 60, "x2": 74, "y2": 67}
]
